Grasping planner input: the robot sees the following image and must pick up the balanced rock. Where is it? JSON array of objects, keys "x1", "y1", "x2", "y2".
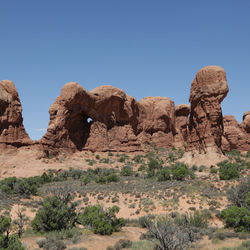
[
  {"x1": 0, "y1": 80, "x2": 31, "y2": 147},
  {"x1": 186, "y1": 66, "x2": 229, "y2": 154}
]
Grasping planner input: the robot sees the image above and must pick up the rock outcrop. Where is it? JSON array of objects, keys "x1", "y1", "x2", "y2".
[
  {"x1": 242, "y1": 111, "x2": 250, "y2": 133},
  {"x1": 0, "y1": 80, "x2": 31, "y2": 147},
  {"x1": 174, "y1": 104, "x2": 190, "y2": 148},
  {"x1": 1, "y1": 66, "x2": 248, "y2": 155},
  {"x1": 186, "y1": 66, "x2": 229, "y2": 154},
  {"x1": 40, "y1": 83, "x2": 177, "y2": 153},
  {"x1": 222, "y1": 114, "x2": 250, "y2": 152}
]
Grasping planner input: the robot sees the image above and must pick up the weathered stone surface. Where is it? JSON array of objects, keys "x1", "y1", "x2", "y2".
[
  {"x1": 174, "y1": 104, "x2": 190, "y2": 148},
  {"x1": 40, "y1": 83, "x2": 176, "y2": 153},
  {"x1": 242, "y1": 111, "x2": 250, "y2": 133},
  {"x1": 186, "y1": 66, "x2": 229, "y2": 154},
  {"x1": 222, "y1": 115, "x2": 249, "y2": 151},
  {"x1": 0, "y1": 80, "x2": 31, "y2": 147}
]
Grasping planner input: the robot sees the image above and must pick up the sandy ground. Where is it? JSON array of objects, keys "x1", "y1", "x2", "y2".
[{"x1": 0, "y1": 147, "x2": 248, "y2": 250}]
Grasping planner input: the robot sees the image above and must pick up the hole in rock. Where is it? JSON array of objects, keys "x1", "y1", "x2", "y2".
[{"x1": 87, "y1": 117, "x2": 93, "y2": 123}]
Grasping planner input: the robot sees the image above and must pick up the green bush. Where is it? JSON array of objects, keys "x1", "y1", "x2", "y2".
[
  {"x1": 220, "y1": 206, "x2": 250, "y2": 232},
  {"x1": 113, "y1": 239, "x2": 132, "y2": 249},
  {"x1": 95, "y1": 169, "x2": 120, "y2": 184},
  {"x1": 210, "y1": 168, "x2": 218, "y2": 174},
  {"x1": 133, "y1": 155, "x2": 144, "y2": 164},
  {"x1": 120, "y1": 165, "x2": 134, "y2": 176},
  {"x1": 0, "y1": 215, "x2": 25, "y2": 250},
  {"x1": 172, "y1": 163, "x2": 189, "y2": 180},
  {"x1": 32, "y1": 195, "x2": 77, "y2": 232},
  {"x1": 157, "y1": 167, "x2": 171, "y2": 181},
  {"x1": 78, "y1": 205, "x2": 124, "y2": 235},
  {"x1": 228, "y1": 178, "x2": 250, "y2": 210},
  {"x1": 219, "y1": 162, "x2": 239, "y2": 180},
  {"x1": 174, "y1": 210, "x2": 211, "y2": 228}
]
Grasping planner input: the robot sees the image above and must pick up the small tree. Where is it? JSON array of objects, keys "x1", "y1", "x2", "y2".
[
  {"x1": 31, "y1": 193, "x2": 78, "y2": 232},
  {"x1": 218, "y1": 162, "x2": 239, "y2": 180},
  {"x1": 220, "y1": 206, "x2": 250, "y2": 232},
  {"x1": 0, "y1": 215, "x2": 25, "y2": 249},
  {"x1": 78, "y1": 205, "x2": 124, "y2": 235},
  {"x1": 172, "y1": 163, "x2": 189, "y2": 181}
]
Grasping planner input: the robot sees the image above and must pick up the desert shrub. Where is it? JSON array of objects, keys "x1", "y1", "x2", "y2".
[
  {"x1": 113, "y1": 239, "x2": 132, "y2": 249},
  {"x1": 32, "y1": 194, "x2": 78, "y2": 232},
  {"x1": 0, "y1": 172, "x2": 57, "y2": 197},
  {"x1": 219, "y1": 162, "x2": 239, "y2": 180},
  {"x1": 191, "y1": 165, "x2": 198, "y2": 171},
  {"x1": 146, "y1": 159, "x2": 162, "y2": 178},
  {"x1": 37, "y1": 228, "x2": 82, "y2": 249},
  {"x1": 95, "y1": 169, "x2": 120, "y2": 184},
  {"x1": 0, "y1": 176, "x2": 39, "y2": 196},
  {"x1": 100, "y1": 158, "x2": 109, "y2": 164},
  {"x1": 198, "y1": 165, "x2": 206, "y2": 172},
  {"x1": 133, "y1": 155, "x2": 144, "y2": 164},
  {"x1": 167, "y1": 152, "x2": 177, "y2": 162},
  {"x1": 228, "y1": 178, "x2": 250, "y2": 210},
  {"x1": 82, "y1": 175, "x2": 91, "y2": 185},
  {"x1": 0, "y1": 177, "x2": 18, "y2": 194},
  {"x1": 220, "y1": 206, "x2": 250, "y2": 232},
  {"x1": 118, "y1": 154, "x2": 129, "y2": 162},
  {"x1": 68, "y1": 169, "x2": 85, "y2": 179},
  {"x1": 78, "y1": 205, "x2": 124, "y2": 235},
  {"x1": 37, "y1": 235, "x2": 66, "y2": 250},
  {"x1": 0, "y1": 215, "x2": 25, "y2": 250},
  {"x1": 144, "y1": 218, "x2": 193, "y2": 250},
  {"x1": 188, "y1": 210, "x2": 211, "y2": 228},
  {"x1": 131, "y1": 240, "x2": 155, "y2": 250},
  {"x1": 157, "y1": 167, "x2": 171, "y2": 182},
  {"x1": 138, "y1": 164, "x2": 146, "y2": 171},
  {"x1": 138, "y1": 215, "x2": 156, "y2": 228},
  {"x1": 175, "y1": 210, "x2": 211, "y2": 229},
  {"x1": 210, "y1": 168, "x2": 218, "y2": 174},
  {"x1": 108, "y1": 152, "x2": 114, "y2": 157},
  {"x1": 120, "y1": 165, "x2": 134, "y2": 176},
  {"x1": 172, "y1": 163, "x2": 189, "y2": 181}
]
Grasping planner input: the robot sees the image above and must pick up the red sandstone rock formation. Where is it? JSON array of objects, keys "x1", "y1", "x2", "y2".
[
  {"x1": 242, "y1": 111, "x2": 250, "y2": 133},
  {"x1": 40, "y1": 83, "x2": 176, "y2": 153},
  {"x1": 0, "y1": 80, "x2": 31, "y2": 147},
  {"x1": 174, "y1": 104, "x2": 190, "y2": 148},
  {"x1": 186, "y1": 66, "x2": 229, "y2": 154},
  {"x1": 222, "y1": 114, "x2": 250, "y2": 152},
  {"x1": 1, "y1": 71, "x2": 248, "y2": 155}
]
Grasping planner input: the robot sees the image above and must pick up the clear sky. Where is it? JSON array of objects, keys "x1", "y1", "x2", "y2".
[{"x1": 1, "y1": 0, "x2": 249, "y2": 140}]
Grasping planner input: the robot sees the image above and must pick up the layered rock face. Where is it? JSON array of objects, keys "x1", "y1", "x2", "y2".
[
  {"x1": 222, "y1": 114, "x2": 250, "y2": 151},
  {"x1": 186, "y1": 66, "x2": 229, "y2": 154},
  {"x1": 174, "y1": 104, "x2": 190, "y2": 148},
  {"x1": 242, "y1": 111, "x2": 250, "y2": 133},
  {"x1": 40, "y1": 83, "x2": 176, "y2": 153},
  {"x1": 0, "y1": 80, "x2": 31, "y2": 147}
]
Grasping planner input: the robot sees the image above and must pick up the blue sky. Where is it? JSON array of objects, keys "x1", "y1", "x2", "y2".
[{"x1": 1, "y1": 0, "x2": 249, "y2": 140}]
